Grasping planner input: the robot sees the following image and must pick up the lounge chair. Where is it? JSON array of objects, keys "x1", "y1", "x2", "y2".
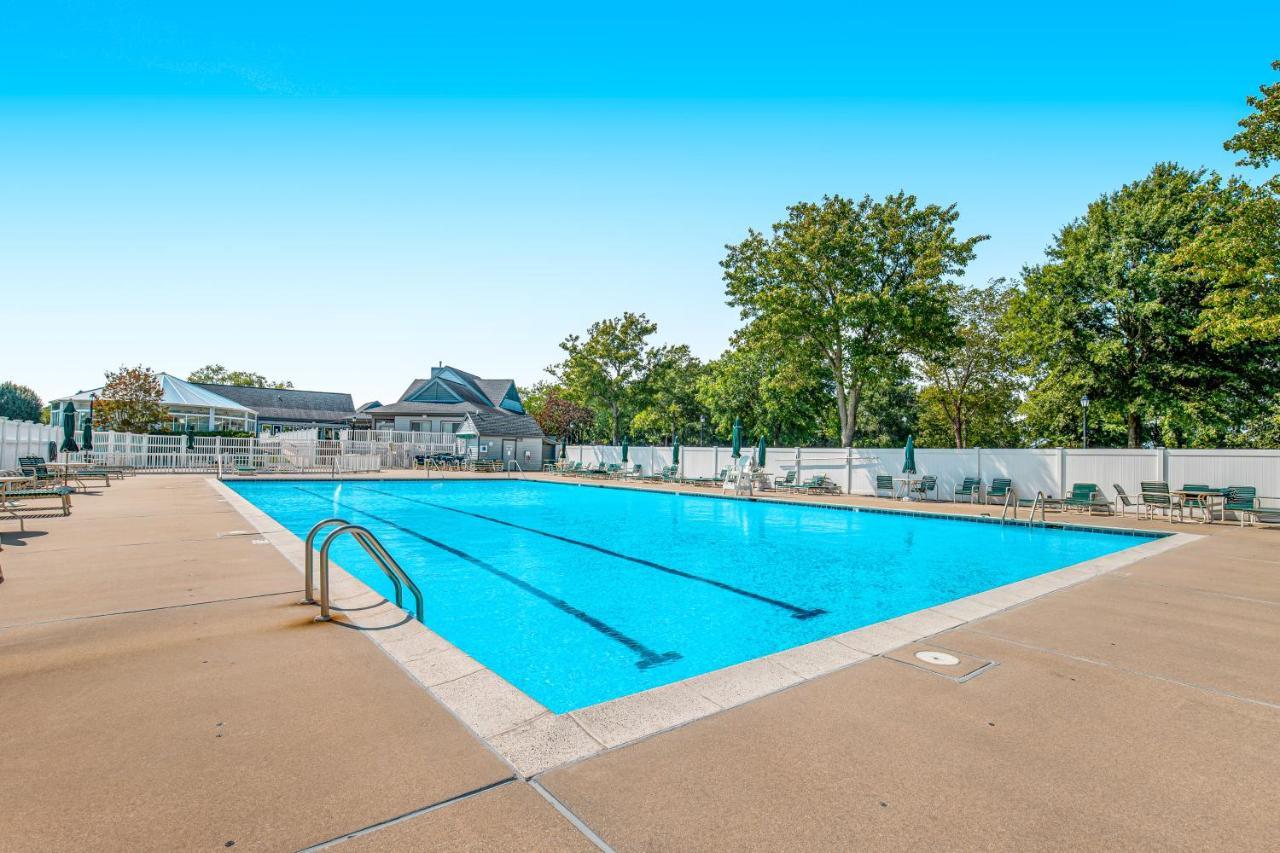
[
  {"x1": 17, "y1": 457, "x2": 60, "y2": 485},
  {"x1": 1113, "y1": 484, "x2": 1142, "y2": 516},
  {"x1": 647, "y1": 464, "x2": 678, "y2": 482},
  {"x1": 1, "y1": 472, "x2": 73, "y2": 523},
  {"x1": 1140, "y1": 481, "x2": 1183, "y2": 522},
  {"x1": 875, "y1": 475, "x2": 895, "y2": 498},
  {"x1": 623, "y1": 463, "x2": 643, "y2": 479},
  {"x1": 793, "y1": 474, "x2": 840, "y2": 495},
  {"x1": 985, "y1": 478, "x2": 1013, "y2": 506},
  {"x1": 952, "y1": 476, "x2": 981, "y2": 503},
  {"x1": 909, "y1": 475, "x2": 937, "y2": 501},
  {"x1": 1063, "y1": 483, "x2": 1112, "y2": 515},
  {"x1": 775, "y1": 470, "x2": 798, "y2": 491},
  {"x1": 1224, "y1": 486, "x2": 1258, "y2": 527}
]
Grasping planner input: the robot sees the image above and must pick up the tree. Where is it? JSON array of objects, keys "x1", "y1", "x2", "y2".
[
  {"x1": 629, "y1": 345, "x2": 706, "y2": 443},
  {"x1": 95, "y1": 366, "x2": 169, "y2": 433},
  {"x1": 550, "y1": 312, "x2": 658, "y2": 444},
  {"x1": 188, "y1": 364, "x2": 293, "y2": 389},
  {"x1": 1183, "y1": 60, "x2": 1280, "y2": 349},
  {"x1": 697, "y1": 325, "x2": 836, "y2": 445},
  {"x1": 531, "y1": 393, "x2": 597, "y2": 444},
  {"x1": 916, "y1": 281, "x2": 1024, "y2": 448},
  {"x1": 0, "y1": 381, "x2": 43, "y2": 422},
  {"x1": 1008, "y1": 163, "x2": 1279, "y2": 448},
  {"x1": 722, "y1": 193, "x2": 985, "y2": 446}
]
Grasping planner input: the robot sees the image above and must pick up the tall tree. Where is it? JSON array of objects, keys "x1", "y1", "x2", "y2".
[
  {"x1": 188, "y1": 364, "x2": 294, "y2": 389},
  {"x1": 629, "y1": 345, "x2": 706, "y2": 443},
  {"x1": 1008, "y1": 163, "x2": 1278, "y2": 448},
  {"x1": 722, "y1": 193, "x2": 984, "y2": 446},
  {"x1": 550, "y1": 312, "x2": 658, "y2": 444},
  {"x1": 1184, "y1": 60, "x2": 1280, "y2": 349},
  {"x1": 697, "y1": 328, "x2": 835, "y2": 445},
  {"x1": 0, "y1": 381, "x2": 43, "y2": 422},
  {"x1": 95, "y1": 366, "x2": 169, "y2": 433},
  {"x1": 916, "y1": 281, "x2": 1024, "y2": 448}
]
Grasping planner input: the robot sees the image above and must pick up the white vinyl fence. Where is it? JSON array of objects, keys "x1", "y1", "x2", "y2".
[
  {"x1": 565, "y1": 444, "x2": 1280, "y2": 502},
  {"x1": 0, "y1": 418, "x2": 64, "y2": 470}
]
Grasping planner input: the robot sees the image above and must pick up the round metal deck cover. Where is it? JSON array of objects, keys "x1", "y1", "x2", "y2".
[{"x1": 915, "y1": 651, "x2": 961, "y2": 666}]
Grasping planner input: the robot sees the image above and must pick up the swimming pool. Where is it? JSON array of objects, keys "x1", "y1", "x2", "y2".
[{"x1": 229, "y1": 479, "x2": 1159, "y2": 712}]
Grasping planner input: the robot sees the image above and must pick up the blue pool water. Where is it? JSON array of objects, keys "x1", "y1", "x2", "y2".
[{"x1": 229, "y1": 480, "x2": 1157, "y2": 712}]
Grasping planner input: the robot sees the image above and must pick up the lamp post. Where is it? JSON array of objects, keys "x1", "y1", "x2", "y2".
[
  {"x1": 88, "y1": 393, "x2": 96, "y2": 428},
  {"x1": 1080, "y1": 395, "x2": 1090, "y2": 449},
  {"x1": 699, "y1": 415, "x2": 706, "y2": 446}
]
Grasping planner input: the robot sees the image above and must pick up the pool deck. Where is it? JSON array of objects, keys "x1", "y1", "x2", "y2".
[{"x1": 2, "y1": 472, "x2": 1278, "y2": 850}]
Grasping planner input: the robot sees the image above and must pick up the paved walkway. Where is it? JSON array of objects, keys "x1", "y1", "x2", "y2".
[{"x1": 3, "y1": 474, "x2": 1278, "y2": 850}]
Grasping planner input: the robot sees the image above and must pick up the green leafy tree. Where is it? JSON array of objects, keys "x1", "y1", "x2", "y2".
[
  {"x1": 697, "y1": 326, "x2": 836, "y2": 445},
  {"x1": 550, "y1": 312, "x2": 658, "y2": 444},
  {"x1": 1008, "y1": 163, "x2": 1279, "y2": 447},
  {"x1": 1183, "y1": 60, "x2": 1280, "y2": 349},
  {"x1": 629, "y1": 345, "x2": 706, "y2": 443},
  {"x1": 0, "y1": 381, "x2": 43, "y2": 422},
  {"x1": 95, "y1": 365, "x2": 169, "y2": 433},
  {"x1": 722, "y1": 193, "x2": 985, "y2": 446},
  {"x1": 188, "y1": 364, "x2": 294, "y2": 389},
  {"x1": 916, "y1": 281, "x2": 1024, "y2": 448}
]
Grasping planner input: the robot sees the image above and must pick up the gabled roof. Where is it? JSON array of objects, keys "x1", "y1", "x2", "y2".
[
  {"x1": 193, "y1": 383, "x2": 356, "y2": 423},
  {"x1": 462, "y1": 410, "x2": 546, "y2": 439},
  {"x1": 367, "y1": 365, "x2": 524, "y2": 417}
]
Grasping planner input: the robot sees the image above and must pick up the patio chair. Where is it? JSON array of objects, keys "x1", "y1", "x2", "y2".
[
  {"x1": 1063, "y1": 483, "x2": 1112, "y2": 515},
  {"x1": 17, "y1": 457, "x2": 60, "y2": 485},
  {"x1": 774, "y1": 470, "x2": 798, "y2": 491},
  {"x1": 623, "y1": 463, "x2": 644, "y2": 479},
  {"x1": 1139, "y1": 481, "x2": 1183, "y2": 522},
  {"x1": 1113, "y1": 484, "x2": 1142, "y2": 516},
  {"x1": 910, "y1": 474, "x2": 938, "y2": 501},
  {"x1": 985, "y1": 478, "x2": 1013, "y2": 505},
  {"x1": 875, "y1": 475, "x2": 895, "y2": 498},
  {"x1": 952, "y1": 476, "x2": 981, "y2": 503},
  {"x1": 1224, "y1": 486, "x2": 1258, "y2": 527}
]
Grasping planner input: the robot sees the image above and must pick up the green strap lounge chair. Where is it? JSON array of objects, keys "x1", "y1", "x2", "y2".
[
  {"x1": 1140, "y1": 481, "x2": 1182, "y2": 522},
  {"x1": 910, "y1": 475, "x2": 938, "y2": 501},
  {"x1": 1224, "y1": 486, "x2": 1258, "y2": 527},
  {"x1": 1113, "y1": 484, "x2": 1142, "y2": 516},
  {"x1": 647, "y1": 464, "x2": 678, "y2": 482},
  {"x1": 2, "y1": 483, "x2": 73, "y2": 520},
  {"x1": 985, "y1": 478, "x2": 1013, "y2": 505},
  {"x1": 953, "y1": 476, "x2": 981, "y2": 503},
  {"x1": 17, "y1": 457, "x2": 60, "y2": 485},
  {"x1": 775, "y1": 470, "x2": 798, "y2": 491},
  {"x1": 875, "y1": 475, "x2": 895, "y2": 498},
  {"x1": 1063, "y1": 483, "x2": 1112, "y2": 514},
  {"x1": 794, "y1": 474, "x2": 840, "y2": 495}
]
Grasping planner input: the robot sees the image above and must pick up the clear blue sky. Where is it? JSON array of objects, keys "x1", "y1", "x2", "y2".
[{"x1": 4, "y1": 2, "x2": 1277, "y2": 406}]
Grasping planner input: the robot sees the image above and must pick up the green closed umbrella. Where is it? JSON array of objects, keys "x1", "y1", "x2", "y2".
[
  {"x1": 903, "y1": 434, "x2": 917, "y2": 475},
  {"x1": 559, "y1": 436, "x2": 567, "y2": 459},
  {"x1": 731, "y1": 418, "x2": 742, "y2": 459},
  {"x1": 81, "y1": 417, "x2": 93, "y2": 452},
  {"x1": 621, "y1": 436, "x2": 629, "y2": 464},
  {"x1": 757, "y1": 436, "x2": 766, "y2": 466},
  {"x1": 671, "y1": 433, "x2": 680, "y2": 465},
  {"x1": 61, "y1": 401, "x2": 80, "y2": 453}
]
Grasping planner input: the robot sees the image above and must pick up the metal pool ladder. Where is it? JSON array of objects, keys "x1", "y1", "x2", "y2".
[{"x1": 302, "y1": 518, "x2": 424, "y2": 624}]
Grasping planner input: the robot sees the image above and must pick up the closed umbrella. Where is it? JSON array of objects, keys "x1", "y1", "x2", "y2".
[
  {"x1": 81, "y1": 418, "x2": 93, "y2": 452},
  {"x1": 731, "y1": 418, "x2": 742, "y2": 459},
  {"x1": 559, "y1": 435, "x2": 567, "y2": 459},
  {"x1": 61, "y1": 401, "x2": 80, "y2": 453},
  {"x1": 621, "y1": 436, "x2": 629, "y2": 464},
  {"x1": 903, "y1": 434, "x2": 917, "y2": 475},
  {"x1": 757, "y1": 436, "x2": 767, "y2": 466},
  {"x1": 671, "y1": 432, "x2": 680, "y2": 465}
]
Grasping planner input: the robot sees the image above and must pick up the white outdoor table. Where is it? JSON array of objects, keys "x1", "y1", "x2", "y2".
[
  {"x1": 893, "y1": 476, "x2": 922, "y2": 501},
  {"x1": 1172, "y1": 489, "x2": 1226, "y2": 524},
  {"x1": 43, "y1": 461, "x2": 91, "y2": 491}
]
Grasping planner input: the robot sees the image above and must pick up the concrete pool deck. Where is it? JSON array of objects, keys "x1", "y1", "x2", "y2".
[{"x1": 2, "y1": 473, "x2": 1278, "y2": 850}]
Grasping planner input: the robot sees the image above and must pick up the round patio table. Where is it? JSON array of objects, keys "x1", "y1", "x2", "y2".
[
  {"x1": 893, "y1": 476, "x2": 922, "y2": 501},
  {"x1": 43, "y1": 461, "x2": 91, "y2": 491}
]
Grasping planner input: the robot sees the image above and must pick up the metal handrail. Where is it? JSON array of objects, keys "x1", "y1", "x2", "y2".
[
  {"x1": 303, "y1": 518, "x2": 348, "y2": 604},
  {"x1": 1000, "y1": 487, "x2": 1017, "y2": 522},
  {"x1": 315, "y1": 523, "x2": 424, "y2": 624}
]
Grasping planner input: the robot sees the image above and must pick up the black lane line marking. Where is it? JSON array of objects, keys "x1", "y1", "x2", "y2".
[
  {"x1": 354, "y1": 484, "x2": 827, "y2": 620},
  {"x1": 293, "y1": 487, "x2": 681, "y2": 670}
]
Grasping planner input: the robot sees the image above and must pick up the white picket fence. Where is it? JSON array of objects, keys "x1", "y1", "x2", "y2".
[
  {"x1": 45, "y1": 430, "x2": 385, "y2": 474},
  {"x1": 564, "y1": 444, "x2": 1280, "y2": 503},
  {"x1": 0, "y1": 418, "x2": 64, "y2": 470}
]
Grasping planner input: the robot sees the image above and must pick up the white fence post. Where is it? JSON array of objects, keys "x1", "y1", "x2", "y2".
[
  {"x1": 1057, "y1": 447, "x2": 1067, "y2": 498},
  {"x1": 846, "y1": 447, "x2": 854, "y2": 495}
]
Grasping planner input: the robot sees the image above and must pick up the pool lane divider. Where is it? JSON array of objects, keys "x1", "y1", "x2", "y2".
[
  {"x1": 352, "y1": 484, "x2": 827, "y2": 621},
  {"x1": 291, "y1": 486, "x2": 681, "y2": 671}
]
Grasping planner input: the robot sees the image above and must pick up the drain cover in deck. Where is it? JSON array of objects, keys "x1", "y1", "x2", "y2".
[{"x1": 884, "y1": 643, "x2": 995, "y2": 681}]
